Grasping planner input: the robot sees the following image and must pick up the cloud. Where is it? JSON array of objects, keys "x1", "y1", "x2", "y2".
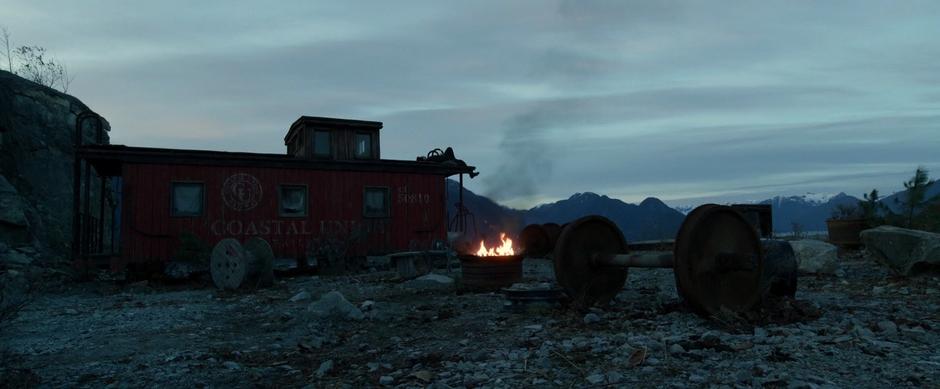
[{"x1": 1, "y1": 0, "x2": 937, "y2": 208}]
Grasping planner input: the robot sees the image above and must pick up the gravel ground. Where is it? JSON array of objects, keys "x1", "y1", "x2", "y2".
[{"x1": 1, "y1": 253, "x2": 938, "y2": 388}]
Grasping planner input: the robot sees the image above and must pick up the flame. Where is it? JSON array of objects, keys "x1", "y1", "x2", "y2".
[{"x1": 475, "y1": 233, "x2": 515, "y2": 257}]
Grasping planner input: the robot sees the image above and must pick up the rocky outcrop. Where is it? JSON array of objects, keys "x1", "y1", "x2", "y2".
[
  {"x1": 789, "y1": 239, "x2": 840, "y2": 275},
  {"x1": 860, "y1": 226, "x2": 940, "y2": 276},
  {"x1": 0, "y1": 175, "x2": 30, "y2": 246},
  {"x1": 0, "y1": 70, "x2": 110, "y2": 258}
]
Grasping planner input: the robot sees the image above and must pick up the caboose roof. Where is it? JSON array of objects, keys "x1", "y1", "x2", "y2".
[
  {"x1": 284, "y1": 116, "x2": 383, "y2": 144},
  {"x1": 78, "y1": 144, "x2": 475, "y2": 177}
]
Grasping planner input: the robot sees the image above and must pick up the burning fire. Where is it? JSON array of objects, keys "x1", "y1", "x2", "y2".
[{"x1": 475, "y1": 233, "x2": 515, "y2": 257}]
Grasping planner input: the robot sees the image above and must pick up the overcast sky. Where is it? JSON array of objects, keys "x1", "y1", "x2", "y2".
[{"x1": 3, "y1": 1, "x2": 939, "y2": 209}]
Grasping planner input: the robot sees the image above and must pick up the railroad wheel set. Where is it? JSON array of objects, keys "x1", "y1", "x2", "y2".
[{"x1": 523, "y1": 204, "x2": 798, "y2": 318}]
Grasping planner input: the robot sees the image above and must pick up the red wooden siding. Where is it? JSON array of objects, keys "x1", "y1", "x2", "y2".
[{"x1": 119, "y1": 163, "x2": 447, "y2": 268}]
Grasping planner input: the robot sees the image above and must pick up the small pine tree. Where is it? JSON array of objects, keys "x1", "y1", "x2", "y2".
[
  {"x1": 897, "y1": 167, "x2": 930, "y2": 228},
  {"x1": 858, "y1": 189, "x2": 887, "y2": 226}
]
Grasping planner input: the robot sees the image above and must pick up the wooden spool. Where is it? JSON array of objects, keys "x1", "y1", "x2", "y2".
[{"x1": 210, "y1": 237, "x2": 275, "y2": 289}]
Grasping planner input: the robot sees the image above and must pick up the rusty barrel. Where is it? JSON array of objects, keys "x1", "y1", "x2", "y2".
[
  {"x1": 520, "y1": 224, "x2": 551, "y2": 258},
  {"x1": 826, "y1": 218, "x2": 867, "y2": 248},
  {"x1": 542, "y1": 223, "x2": 563, "y2": 248},
  {"x1": 520, "y1": 223, "x2": 565, "y2": 258},
  {"x1": 459, "y1": 254, "x2": 524, "y2": 289}
]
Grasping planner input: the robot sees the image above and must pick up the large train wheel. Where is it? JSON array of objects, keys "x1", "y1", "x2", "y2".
[{"x1": 674, "y1": 205, "x2": 764, "y2": 317}]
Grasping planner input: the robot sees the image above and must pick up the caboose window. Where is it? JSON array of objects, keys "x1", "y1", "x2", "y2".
[
  {"x1": 354, "y1": 133, "x2": 372, "y2": 159},
  {"x1": 279, "y1": 185, "x2": 307, "y2": 217},
  {"x1": 312, "y1": 130, "x2": 331, "y2": 157},
  {"x1": 171, "y1": 182, "x2": 204, "y2": 217},
  {"x1": 363, "y1": 187, "x2": 389, "y2": 218}
]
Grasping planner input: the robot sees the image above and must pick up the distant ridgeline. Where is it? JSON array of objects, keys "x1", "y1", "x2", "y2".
[
  {"x1": 445, "y1": 180, "x2": 685, "y2": 242},
  {"x1": 445, "y1": 179, "x2": 940, "y2": 239}
]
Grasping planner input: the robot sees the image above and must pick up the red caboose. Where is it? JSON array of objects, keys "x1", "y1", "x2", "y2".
[{"x1": 73, "y1": 115, "x2": 476, "y2": 274}]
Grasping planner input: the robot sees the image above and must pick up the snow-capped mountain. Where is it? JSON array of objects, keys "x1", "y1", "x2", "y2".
[{"x1": 758, "y1": 192, "x2": 860, "y2": 233}]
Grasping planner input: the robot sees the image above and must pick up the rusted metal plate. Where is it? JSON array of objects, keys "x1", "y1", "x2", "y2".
[
  {"x1": 825, "y1": 218, "x2": 867, "y2": 247},
  {"x1": 553, "y1": 216, "x2": 628, "y2": 307},
  {"x1": 674, "y1": 204, "x2": 764, "y2": 317},
  {"x1": 520, "y1": 224, "x2": 551, "y2": 258},
  {"x1": 459, "y1": 254, "x2": 524, "y2": 289}
]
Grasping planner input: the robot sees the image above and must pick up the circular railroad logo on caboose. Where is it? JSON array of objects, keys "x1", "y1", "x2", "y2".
[{"x1": 222, "y1": 173, "x2": 263, "y2": 211}]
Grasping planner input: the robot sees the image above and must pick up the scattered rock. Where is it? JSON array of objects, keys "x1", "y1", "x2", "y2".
[
  {"x1": 754, "y1": 327, "x2": 768, "y2": 338},
  {"x1": 412, "y1": 370, "x2": 434, "y2": 382},
  {"x1": 316, "y1": 360, "x2": 333, "y2": 377},
  {"x1": 403, "y1": 273, "x2": 454, "y2": 289},
  {"x1": 289, "y1": 291, "x2": 311, "y2": 302},
  {"x1": 860, "y1": 226, "x2": 940, "y2": 276},
  {"x1": 877, "y1": 320, "x2": 898, "y2": 337},
  {"x1": 606, "y1": 371, "x2": 624, "y2": 383},
  {"x1": 789, "y1": 240, "x2": 840, "y2": 274},
  {"x1": 379, "y1": 375, "x2": 394, "y2": 385},
  {"x1": 700, "y1": 330, "x2": 722, "y2": 346},
  {"x1": 669, "y1": 344, "x2": 685, "y2": 354},
  {"x1": 853, "y1": 325, "x2": 875, "y2": 339},
  {"x1": 308, "y1": 291, "x2": 365, "y2": 321},
  {"x1": 585, "y1": 373, "x2": 605, "y2": 384},
  {"x1": 583, "y1": 313, "x2": 602, "y2": 324},
  {"x1": 360, "y1": 300, "x2": 375, "y2": 311},
  {"x1": 222, "y1": 361, "x2": 240, "y2": 370}
]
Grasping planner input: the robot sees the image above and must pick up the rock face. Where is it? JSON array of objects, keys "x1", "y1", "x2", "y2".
[
  {"x1": 860, "y1": 226, "x2": 940, "y2": 276},
  {"x1": 0, "y1": 70, "x2": 110, "y2": 257},
  {"x1": 789, "y1": 240, "x2": 840, "y2": 275},
  {"x1": 0, "y1": 175, "x2": 30, "y2": 246}
]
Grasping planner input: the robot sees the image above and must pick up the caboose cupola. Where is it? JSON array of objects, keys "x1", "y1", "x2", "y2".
[{"x1": 284, "y1": 116, "x2": 382, "y2": 161}]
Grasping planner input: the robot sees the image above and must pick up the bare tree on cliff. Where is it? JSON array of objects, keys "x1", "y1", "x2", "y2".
[
  {"x1": 0, "y1": 25, "x2": 74, "y2": 93},
  {"x1": 1, "y1": 26, "x2": 12, "y2": 73}
]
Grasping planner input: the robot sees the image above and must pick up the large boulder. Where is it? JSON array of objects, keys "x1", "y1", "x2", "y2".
[
  {"x1": 307, "y1": 291, "x2": 365, "y2": 321},
  {"x1": 0, "y1": 70, "x2": 110, "y2": 257},
  {"x1": 860, "y1": 226, "x2": 940, "y2": 276},
  {"x1": 789, "y1": 240, "x2": 840, "y2": 275}
]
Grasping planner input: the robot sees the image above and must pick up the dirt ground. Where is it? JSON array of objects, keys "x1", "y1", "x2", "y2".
[{"x1": 1, "y1": 253, "x2": 938, "y2": 388}]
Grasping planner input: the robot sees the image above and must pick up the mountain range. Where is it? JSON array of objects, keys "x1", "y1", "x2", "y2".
[
  {"x1": 750, "y1": 180, "x2": 939, "y2": 233},
  {"x1": 756, "y1": 192, "x2": 860, "y2": 232},
  {"x1": 445, "y1": 179, "x2": 940, "y2": 241},
  {"x1": 445, "y1": 180, "x2": 686, "y2": 242}
]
